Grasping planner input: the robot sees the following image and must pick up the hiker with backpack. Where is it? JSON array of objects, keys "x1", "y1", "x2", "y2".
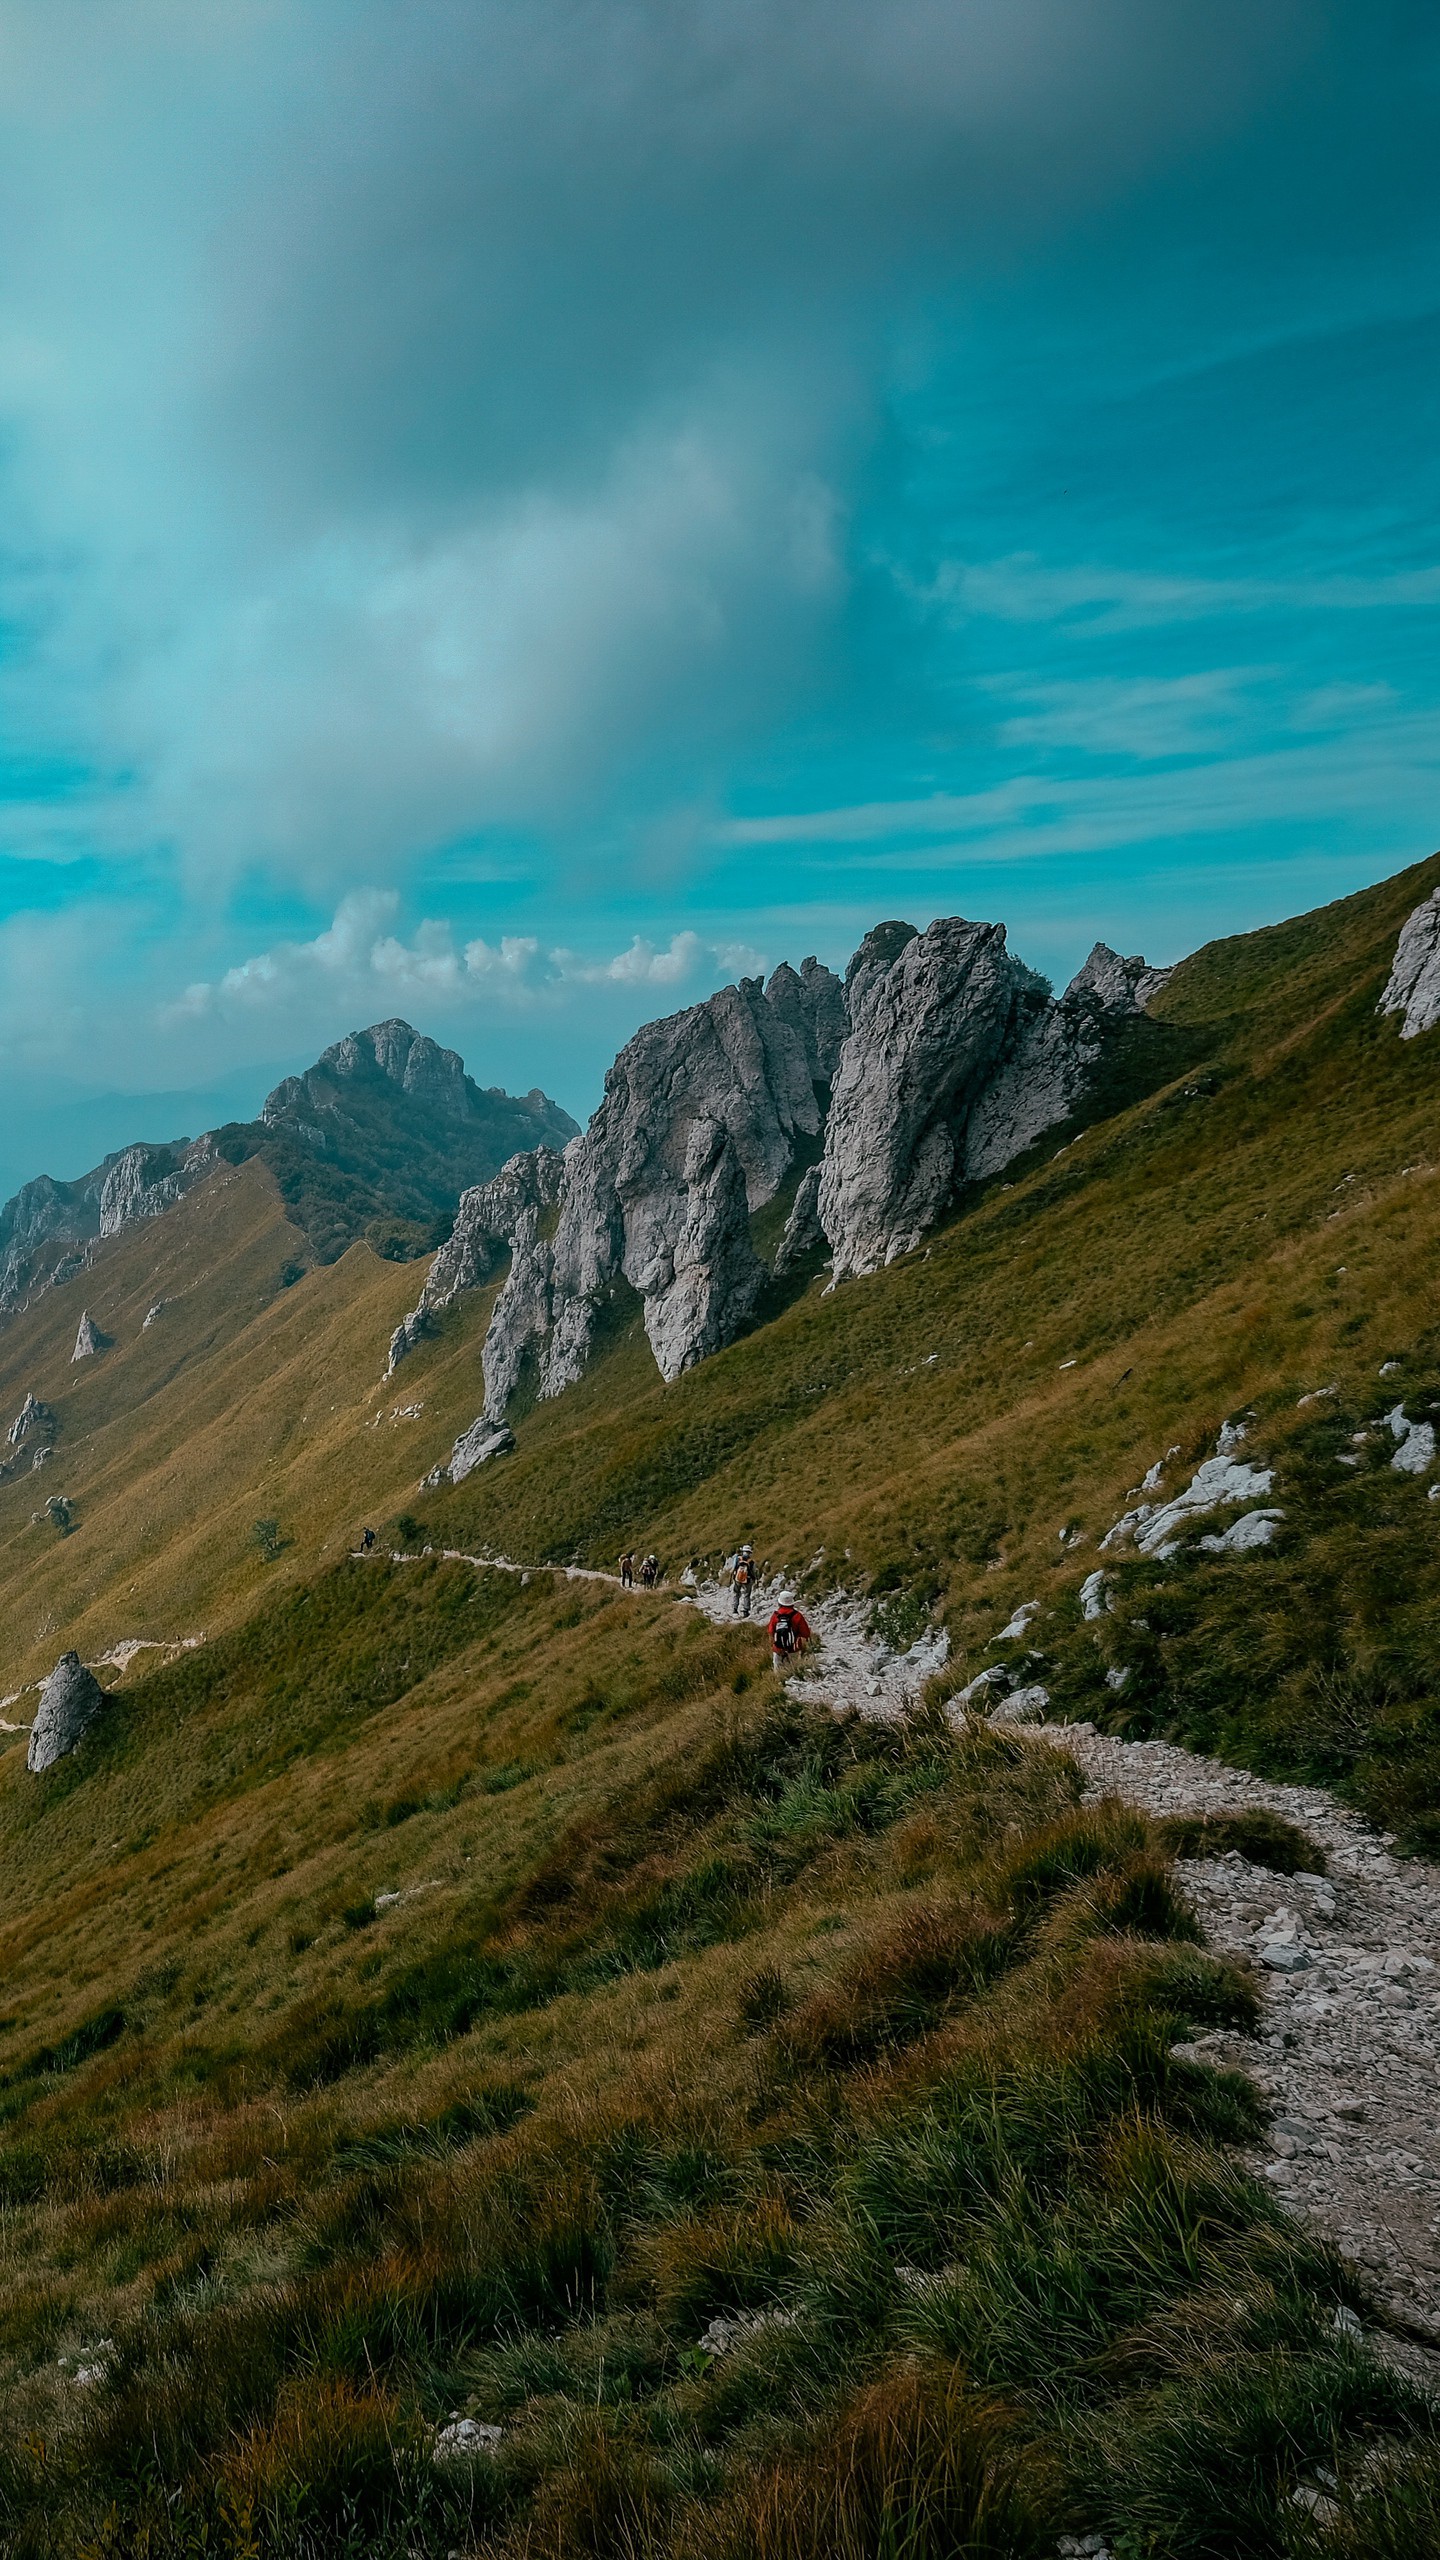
[
  {"x1": 639, "y1": 1552, "x2": 660, "y2": 1589},
  {"x1": 768, "y1": 1589, "x2": 812, "y2": 1676},
  {"x1": 730, "y1": 1545, "x2": 757, "y2": 1617},
  {"x1": 618, "y1": 1550, "x2": 635, "y2": 1588}
]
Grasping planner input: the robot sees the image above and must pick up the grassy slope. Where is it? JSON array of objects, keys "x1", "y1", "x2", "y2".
[
  {"x1": 4, "y1": 860, "x2": 1440, "y2": 2554},
  {"x1": 0, "y1": 1159, "x2": 513, "y2": 1691}
]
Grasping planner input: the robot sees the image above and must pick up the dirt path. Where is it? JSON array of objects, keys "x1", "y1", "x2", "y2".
[
  {"x1": 387, "y1": 1544, "x2": 1440, "y2": 2352},
  {"x1": 1044, "y1": 1724, "x2": 1440, "y2": 2355}
]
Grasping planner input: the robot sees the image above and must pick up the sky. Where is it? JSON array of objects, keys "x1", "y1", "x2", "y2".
[{"x1": 0, "y1": 0, "x2": 1438, "y2": 1197}]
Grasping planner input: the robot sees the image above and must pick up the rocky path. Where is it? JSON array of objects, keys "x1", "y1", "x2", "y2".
[
  {"x1": 390, "y1": 1544, "x2": 1440, "y2": 2353},
  {"x1": 1047, "y1": 1724, "x2": 1440, "y2": 2356}
]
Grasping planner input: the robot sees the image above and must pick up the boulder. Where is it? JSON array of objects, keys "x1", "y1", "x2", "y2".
[
  {"x1": 28, "y1": 1651, "x2": 105, "y2": 1772},
  {"x1": 444, "y1": 1416, "x2": 516, "y2": 1484},
  {"x1": 72, "y1": 1310, "x2": 111, "y2": 1362},
  {"x1": 818, "y1": 918, "x2": 1039, "y2": 1280},
  {"x1": 1379, "y1": 889, "x2": 1440, "y2": 1038}
]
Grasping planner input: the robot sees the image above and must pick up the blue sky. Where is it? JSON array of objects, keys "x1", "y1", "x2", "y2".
[{"x1": 0, "y1": 1, "x2": 1437, "y2": 1197}]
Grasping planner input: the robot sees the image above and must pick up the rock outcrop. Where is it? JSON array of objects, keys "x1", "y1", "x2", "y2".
[
  {"x1": 0, "y1": 1137, "x2": 213, "y2": 1318},
  {"x1": 818, "y1": 919, "x2": 1042, "y2": 1281},
  {"x1": 97, "y1": 1139, "x2": 218, "y2": 1238},
  {"x1": 1379, "y1": 889, "x2": 1440, "y2": 1039},
  {"x1": 7, "y1": 1392, "x2": 54, "y2": 1450},
  {"x1": 538, "y1": 971, "x2": 834, "y2": 1388},
  {"x1": 27, "y1": 1651, "x2": 106, "y2": 1772},
  {"x1": 963, "y1": 942, "x2": 1168, "y2": 1184},
  {"x1": 72, "y1": 1310, "x2": 111, "y2": 1362},
  {"x1": 426, "y1": 1415, "x2": 516, "y2": 1488},
  {"x1": 388, "y1": 1148, "x2": 567, "y2": 1372},
  {"x1": 773, "y1": 1163, "x2": 825, "y2": 1276}
]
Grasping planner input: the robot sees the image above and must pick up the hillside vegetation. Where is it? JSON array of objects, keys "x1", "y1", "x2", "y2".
[{"x1": 4, "y1": 860, "x2": 1440, "y2": 2555}]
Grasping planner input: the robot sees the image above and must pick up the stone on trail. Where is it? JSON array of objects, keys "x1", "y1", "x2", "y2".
[{"x1": 27, "y1": 1651, "x2": 106, "y2": 1772}]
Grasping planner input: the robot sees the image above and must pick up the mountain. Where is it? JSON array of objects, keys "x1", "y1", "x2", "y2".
[
  {"x1": 5, "y1": 861, "x2": 1440, "y2": 2556},
  {"x1": 0, "y1": 1019, "x2": 577, "y2": 1317}
]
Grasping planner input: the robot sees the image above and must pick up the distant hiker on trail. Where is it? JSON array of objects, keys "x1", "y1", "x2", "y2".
[
  {"x1": 731, "y1": 1545, "x2": 757, "y2": 1617},
  {"x1": 618, "y1": 1550, "x2": 635, "y2": 1588},
  {"x1": 361, "y1": 1527, "x2": 376, "y2": 1553},
  {"x1": 768, "y1": 1589, "x2": 812, "y2": 1677},
  {"x1": 639, "y1": 1551, "x2": 660, "y2": 1588}
]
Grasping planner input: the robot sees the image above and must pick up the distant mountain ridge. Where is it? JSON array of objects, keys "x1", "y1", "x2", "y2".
[{"x1": 0, "y1": 1020, "x2": 578, "y2": 1317}]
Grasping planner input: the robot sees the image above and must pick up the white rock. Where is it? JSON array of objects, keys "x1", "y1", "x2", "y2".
[
  {"x1": 433, "y1": 2417, "x2": 502, "y2": 2463},
  {"x1": 444, "y1": 1417, "x2": 516, "y2": 1484},
  {"x1": 996, "y1": 1599, "x2": 1040, "y2": 1643},
  {"x1": 1197, "y1": 1508, "x2": 1285, "y2": 1555},
  {"x1": 988, "y1": 1683, "x2": 1050, "y2": 1726},
  {"x1": 1387, "y1": 1404, "x2": 1436, "y2": 1475},
  {"x1": 28, "y1": 1652, "x2": 106, "y2": 1772},
  {"x1": 1378, "y1": 886, "x2": 1440, "y2": 1038},
  {"x1": 1101, "y1": 1455, "x2": 1276, "y2": 1556},
  {"x1": 1079, "y1": 1569, "x2": 1113, "y2": 1621}
]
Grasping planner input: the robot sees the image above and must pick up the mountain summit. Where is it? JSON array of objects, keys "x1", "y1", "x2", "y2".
[{"x1": 0, "y1": 1021, "x2": 577, "y2": 1317}]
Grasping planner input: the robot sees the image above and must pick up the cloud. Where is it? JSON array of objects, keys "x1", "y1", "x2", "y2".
[
  {"x1": 0, "y1": 0, "x2": 1308, "y2": 893},
  {"x1": 169, "y1": 892, "x2": 764, "y2": 1021},
  {"x1": 928, "y1": 551, "x2": 1440, "y2": 634}
]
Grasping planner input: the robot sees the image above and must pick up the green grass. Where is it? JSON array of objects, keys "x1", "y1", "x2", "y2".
[{"x1": 5, "y1": 858, "x2": 1440, "y2": 2551}]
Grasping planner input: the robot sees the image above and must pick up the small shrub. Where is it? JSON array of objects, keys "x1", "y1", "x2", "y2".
[
  {"x1": 251, "y1": 1518, "x2": 286, "y2": 1562},
  {"x1": 1157, "y1": 1809, "x2": 1325, "y2": 1876}
]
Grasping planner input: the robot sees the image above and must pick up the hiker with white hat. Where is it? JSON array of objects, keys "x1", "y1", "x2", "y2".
[{"x1": 767, "y1": 1588, "x2": 812, "y2": 1676}]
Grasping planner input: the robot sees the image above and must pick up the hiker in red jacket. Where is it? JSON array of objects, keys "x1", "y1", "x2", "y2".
[{"x1": 768, "y1": 1589, "x2": 812, "y2": 1676}]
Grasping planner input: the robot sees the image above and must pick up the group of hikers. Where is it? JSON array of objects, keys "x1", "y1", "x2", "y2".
[{"x1": 617, "y1": 1539, "x2": 813, "y2": 1675}]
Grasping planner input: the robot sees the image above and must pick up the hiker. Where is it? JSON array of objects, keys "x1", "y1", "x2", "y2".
[
  {"x1": 731, "y1": 1544, "x2": 757, "y2": 1617},
  {"x1": 618, "y1": 1549, "x2": 635, "y2": 1588},
  {"x1": 768, "y1": 1588, "x2": 812, "y2": 1677},
  {"x1": 639, "y1": 1551, "x2": 660, "y2": 1589},
  {"x1": 361, "y1": 1527, "x2": 376, "y2": 1553}
]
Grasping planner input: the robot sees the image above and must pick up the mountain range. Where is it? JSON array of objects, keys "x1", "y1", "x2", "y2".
[{"x1": 5, "y1": 858, "x2": 1440, "y2": 2557}]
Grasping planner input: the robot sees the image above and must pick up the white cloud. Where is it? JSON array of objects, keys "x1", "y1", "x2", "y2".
[
  {"x1": 169, "y1": 893, "x2": 764, "y2": 1021},
  {"x1": 926, "y1": 551, "x2": 1440, "y2": 633}
]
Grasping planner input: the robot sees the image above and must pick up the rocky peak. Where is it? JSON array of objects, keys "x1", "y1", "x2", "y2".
[
  {"x1": 763, "y1": 957, "x2": 848, "y2": 1085},
  {"x1": 264, "y1": 1019, "x2": 476, "y2": 1130},
  {"x1": 819, "y1": 917, "x2": 1036, "y2": 1281},
  {"x1": 844, "y1": 920, "x2": 920, "y2": 1013},
  {"x1": 1064, "y1": 943, "x2": 1172, "y2": 1013}
]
